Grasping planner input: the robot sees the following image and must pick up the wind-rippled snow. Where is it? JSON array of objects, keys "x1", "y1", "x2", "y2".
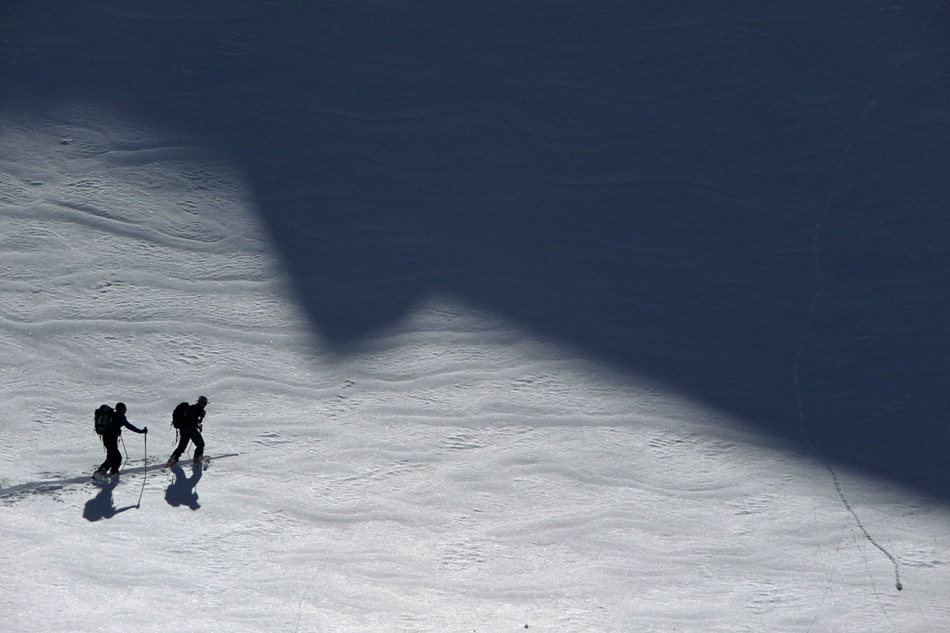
[{"x1": 2, "y1": 108, "x2": 949, "y2": 632}]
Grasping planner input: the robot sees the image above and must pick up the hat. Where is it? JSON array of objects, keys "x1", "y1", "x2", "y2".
[{"x1": 197, "y1": 395, "x2": 209, "y2": 405}]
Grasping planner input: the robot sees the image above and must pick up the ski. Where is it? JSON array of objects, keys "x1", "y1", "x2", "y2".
[
  {"x1": 163, "y1": 453, "x2": 230, "y2": 470},
  {"x1": 163, "y1": 458, "x2": 206, "y2": 469},
  {"x1": 90, "y1": 472, "x2": 120, "y2": 486}
]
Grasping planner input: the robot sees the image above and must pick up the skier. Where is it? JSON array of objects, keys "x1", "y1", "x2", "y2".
[
  {"x1": 93, "y1": 402, "x2": 147, "y2": 479},
  {"x1": 166, "y1": 395, "x2": 209, "y2": 467}
]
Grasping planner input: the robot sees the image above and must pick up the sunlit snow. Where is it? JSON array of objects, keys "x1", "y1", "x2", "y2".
[
  {"x1": 3, "y1": 2, "x2": 950, "y2": 630},
  {"x1": 2, "y1": 105, "x2": 948, "y2": 633}
]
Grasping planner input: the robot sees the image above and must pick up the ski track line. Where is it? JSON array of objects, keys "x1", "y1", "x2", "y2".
[
  {"x1": 291, "y1": 428, "x2": 386, "y2": 633},
  {"x1": 0, "y1": 453, "x2": 240, "y2": 499},
  {"x1": 793, "y1": 47, "x2": 908, "y2": 603}
]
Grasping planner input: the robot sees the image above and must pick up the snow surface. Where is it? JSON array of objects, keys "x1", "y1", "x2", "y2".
[{"x1": 2, "y1": 3, "x2": 950, "y2": 632}]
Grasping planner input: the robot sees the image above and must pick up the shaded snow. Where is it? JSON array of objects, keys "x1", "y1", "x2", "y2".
[
  {"x1": 3, "y1": 3, "x2": 950, "y2": 631},
  {"x1": 2, "y1": 109, "x2": 949, "y2": 632}
]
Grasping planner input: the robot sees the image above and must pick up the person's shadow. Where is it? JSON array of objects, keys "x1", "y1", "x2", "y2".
[
  {"x1": 165, "y1": 463, "x2": 203, "y2": 510},
  {"x1": 83, "y1": 478, "x2": 137, "y2": 522}
]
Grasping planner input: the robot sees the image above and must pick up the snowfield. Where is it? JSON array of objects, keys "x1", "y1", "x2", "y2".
[
  {"x1": 2, "y1": 3, "x2": 949, "y2": 632},
  {"x1": 3, "y1": 106, "x2": 949, "y2": 633}
]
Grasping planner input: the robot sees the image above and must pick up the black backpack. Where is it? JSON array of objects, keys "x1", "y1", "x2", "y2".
[
  {"x1": 94, "y1": 404, "x2": 113, "y2": 435},
  {"x1": 172, "y1": 402, "x2": 189, "y2": 429}
]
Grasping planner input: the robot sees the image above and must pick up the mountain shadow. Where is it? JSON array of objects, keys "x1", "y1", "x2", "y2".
[{"x1": 2, "y1": 2, "x2": 948, "y2": 498}]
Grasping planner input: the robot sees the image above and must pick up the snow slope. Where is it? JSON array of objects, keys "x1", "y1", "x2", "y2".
[
  {"x1": 3, "y1": 2, "x2": 950, "y2": 632},
  {"x1": 2, "y1": 105, "x2": 949, "y2": 633},
  {"x1": 4, "y1": 1, "x2": 949, "y2": 493}
]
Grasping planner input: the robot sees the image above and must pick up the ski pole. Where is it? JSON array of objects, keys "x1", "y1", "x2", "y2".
[{"x1": 137, "y1": 432, "x2": 147, "y2": 508}]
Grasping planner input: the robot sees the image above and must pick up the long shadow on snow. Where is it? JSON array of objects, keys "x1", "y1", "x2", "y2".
[
  {"x1": 84, "y1": 479, "x2": 137, "y2": 522},
  {"x1": 2, "y1": 2, "x2": 948, "y2": 498},
  {"x1": 165, "y1": 464, "x2": 203, "y2": 511}
]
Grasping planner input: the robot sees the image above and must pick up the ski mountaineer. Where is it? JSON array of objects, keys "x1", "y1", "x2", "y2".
[
  {"x1": 93, "y1": 402, "x2": 147, "y2": 479},
  {"x1": 166, "y1": 395, "x2": 209, "y2": 467}
]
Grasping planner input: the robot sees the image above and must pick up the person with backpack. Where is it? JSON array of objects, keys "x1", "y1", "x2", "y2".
[
  {"x1": 93, "y1": 402, "x2": 147, "y2": 479},
  {"x1": 166, "y1": 395, "x2": 209, "y2": 467}
]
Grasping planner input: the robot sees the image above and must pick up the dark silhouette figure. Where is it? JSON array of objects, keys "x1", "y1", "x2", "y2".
[
  {"x1": 167, "y1": 396, "x2": 209, "y2": 467},
  {"x1": 94, "y1": 402, "x2": 147, "y2": 479}
]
